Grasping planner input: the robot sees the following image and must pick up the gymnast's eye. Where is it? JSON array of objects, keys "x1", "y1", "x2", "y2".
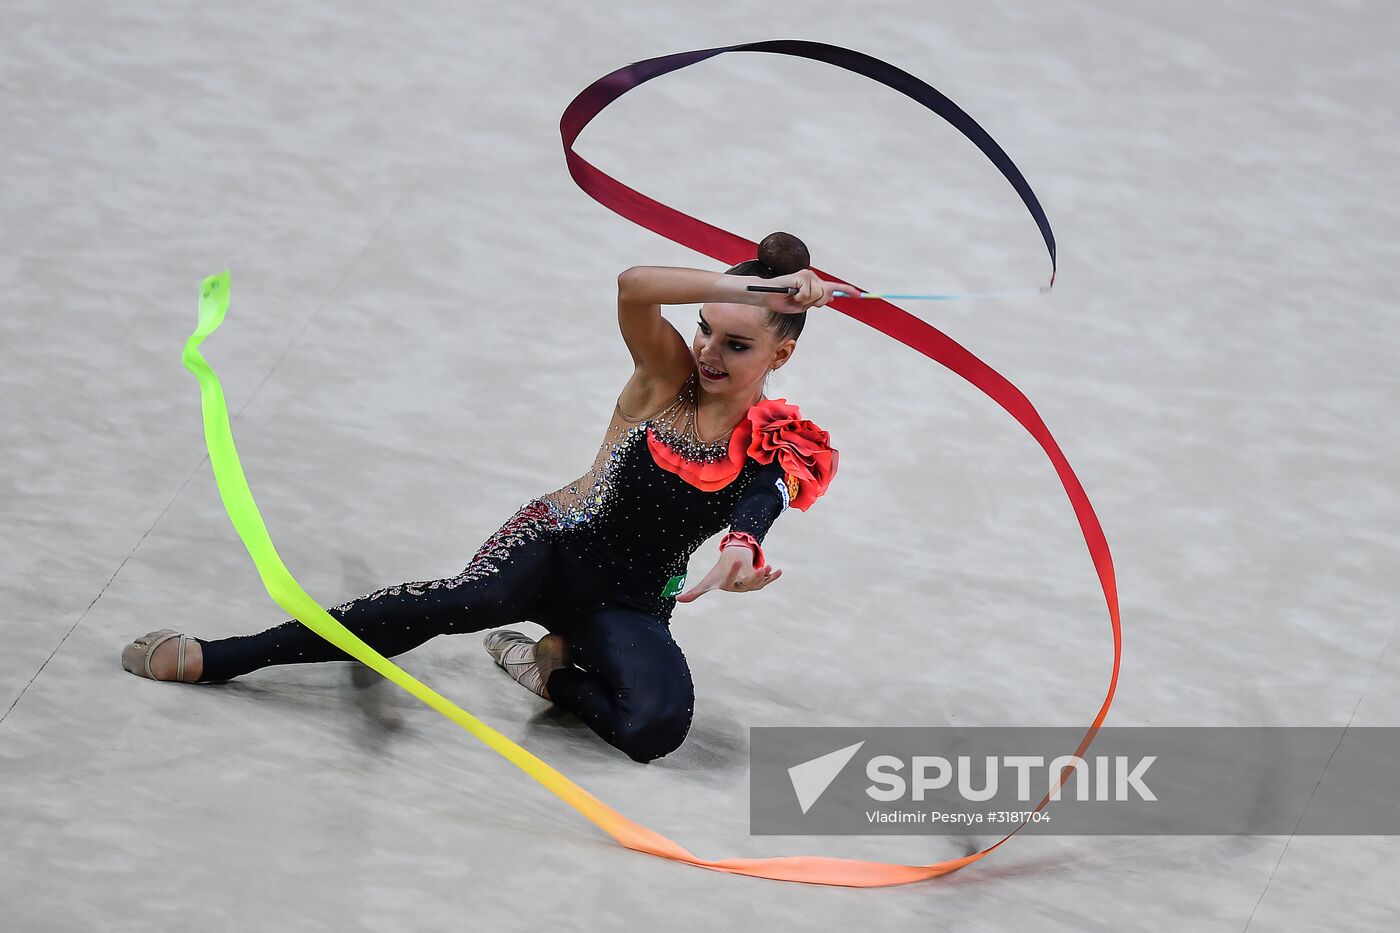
[{"x1": 698, "y1": 320, "x2": 748, "y2": 353}]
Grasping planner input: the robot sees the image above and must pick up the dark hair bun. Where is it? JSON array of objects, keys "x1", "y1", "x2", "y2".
[{"x1": 757, "y1": 231, "x2": 810, "y2": 276}]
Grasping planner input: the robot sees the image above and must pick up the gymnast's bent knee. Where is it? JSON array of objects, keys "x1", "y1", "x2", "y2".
[{"x1": 610, "y1": 701, "x2": 694, "y2": 764}]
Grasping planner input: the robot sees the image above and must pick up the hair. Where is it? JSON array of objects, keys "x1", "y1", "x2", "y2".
[{"x1": 724, "y1": 231, "x2": 810, "y2": 344}]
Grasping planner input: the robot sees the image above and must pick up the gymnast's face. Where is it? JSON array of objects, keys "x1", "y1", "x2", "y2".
[{"x1": 692, "y1": 303, "x2": 795, "y2": 398}]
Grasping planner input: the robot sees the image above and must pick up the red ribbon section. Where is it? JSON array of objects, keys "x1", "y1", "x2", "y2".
[{"x1": 560, "y1": 40, "x2": 1119, "y2": 881}]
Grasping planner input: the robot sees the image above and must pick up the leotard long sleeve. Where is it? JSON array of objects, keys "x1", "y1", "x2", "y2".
[{"x1": 723, "y1": 459, "x2": 788, "y2": 567}]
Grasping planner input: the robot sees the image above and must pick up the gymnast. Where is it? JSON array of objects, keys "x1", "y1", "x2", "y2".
[{"x1": 121, "y1": 231, "x2": 843, "y2": 763}]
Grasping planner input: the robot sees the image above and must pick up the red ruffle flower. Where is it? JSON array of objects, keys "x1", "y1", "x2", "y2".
[
  {"x1": 743, "y1": 398, "x2": 838, "y2": 511},
  {"x1": 646, "y1": 397, "x2": 837, "y2": 509}
]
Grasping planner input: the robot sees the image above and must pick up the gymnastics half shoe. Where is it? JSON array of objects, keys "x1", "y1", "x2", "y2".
[
  {"x1": 483, "y1": 630, "x2": 570, "y2": 701},
  {"x1": 121, "y1": 629, "x2": 200, "y2": 683}
]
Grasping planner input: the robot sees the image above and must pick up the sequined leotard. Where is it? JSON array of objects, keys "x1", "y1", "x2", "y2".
[
  {"x1": 540, "y1": 372, "x2": 789, "y2": 619},
  {"x1": 196, "y1": 369, "x2": 837, "y2": 763}
]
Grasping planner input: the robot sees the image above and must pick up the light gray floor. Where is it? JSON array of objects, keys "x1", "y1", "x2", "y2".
[{"x1": 2, "y1": 0, "x2": 1396, "y2": 929}]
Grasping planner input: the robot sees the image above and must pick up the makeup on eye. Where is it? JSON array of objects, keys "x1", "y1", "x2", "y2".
[{"x1": 697, "y1": 313, "x2": 753, "y2": 352}]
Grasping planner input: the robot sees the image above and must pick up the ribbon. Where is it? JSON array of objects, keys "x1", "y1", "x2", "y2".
[
  {"x1": 559, "y1": 38, "x2": 1118, "y2": 878},
  {"x1": 185, "y1": 40, "x2": 1118, "y2": 888},
  {"x1": 561, "y1": 40, "x2": 1056, "y2": 288}
]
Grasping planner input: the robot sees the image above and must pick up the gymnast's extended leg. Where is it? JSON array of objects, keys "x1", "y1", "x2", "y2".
[{"x1": 121, "y1": 500, "x2": 563, "y2": 683}]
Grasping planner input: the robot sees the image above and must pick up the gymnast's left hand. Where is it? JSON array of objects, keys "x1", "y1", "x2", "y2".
[
  {"x1": 758, "y1": 269, "x2": 855, "y2": 315},
  {"x1": 675, "y1": 547, "x2": 781, "y2": 602}
]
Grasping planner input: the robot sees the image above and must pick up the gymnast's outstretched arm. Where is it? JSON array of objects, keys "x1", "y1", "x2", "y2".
[{"x1": 675, "y1": 459, "x2": 788, "y2": 603}]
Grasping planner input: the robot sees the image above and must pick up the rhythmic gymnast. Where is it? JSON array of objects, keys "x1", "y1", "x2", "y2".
[{"x1": 121, "y1": 231, "x2": 845, "y2": 764}]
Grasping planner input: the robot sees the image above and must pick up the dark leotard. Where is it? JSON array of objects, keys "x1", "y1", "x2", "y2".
[{"x1": 197, "y1": 371, "x2": 830, "y2": 762}]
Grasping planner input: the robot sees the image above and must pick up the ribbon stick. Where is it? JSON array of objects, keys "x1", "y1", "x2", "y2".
[
  {"x1": 185, "y1": 39, "x2": 1119, "y2": 888},
  {"x1": 748, "y1": 284, "x2": 1053, "y2": 301}
]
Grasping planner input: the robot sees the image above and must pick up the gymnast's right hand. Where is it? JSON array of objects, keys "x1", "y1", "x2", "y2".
[{"x1": 674, "y1": 547, "x2": 781, "y2": 602}]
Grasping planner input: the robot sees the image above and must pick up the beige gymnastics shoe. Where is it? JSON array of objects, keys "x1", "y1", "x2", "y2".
[
  {"x1": 121, "y1": 629, "x2": 201, "y2": 683},
  {"x1": 483, "y1": 630, "x2": 570, "y2": 700}
]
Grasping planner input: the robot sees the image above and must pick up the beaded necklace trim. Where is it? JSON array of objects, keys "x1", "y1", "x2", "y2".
[
  {"x1": 543, "y1": 371, "x2": 758, "y2": 529},
  {"x1": 638, "y1": 371, "x2": 756, "y2": 460}
]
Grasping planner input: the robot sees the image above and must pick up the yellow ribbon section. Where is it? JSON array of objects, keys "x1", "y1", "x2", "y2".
[{"x1": 185, "y1": 271, "x2": 989, "y2": 886}]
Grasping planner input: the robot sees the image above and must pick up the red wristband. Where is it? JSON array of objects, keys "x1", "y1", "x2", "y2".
[{"x1": 719, "y1": 530, "x2": 765, "y2": 569}]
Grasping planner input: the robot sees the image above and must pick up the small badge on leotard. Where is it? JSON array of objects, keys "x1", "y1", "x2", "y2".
[
  {"x1": 775, "y1": 474, "x2": 796, "y2": 512},
  {"x1": 661, "y1": 574, "x2": 687, "y2": 598}
]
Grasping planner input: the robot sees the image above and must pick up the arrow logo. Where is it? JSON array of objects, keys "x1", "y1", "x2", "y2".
[{"x1": 788, "y1": 741, "x2": 865, "y2": 814}]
